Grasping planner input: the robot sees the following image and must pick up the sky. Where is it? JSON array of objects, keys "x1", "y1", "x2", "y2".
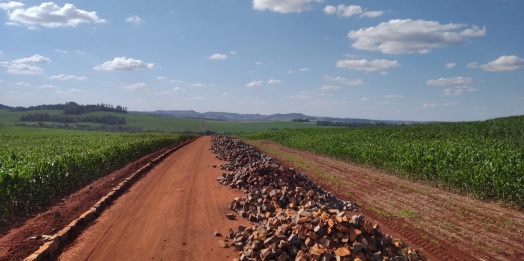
[{"x1": 0, "y1": 0, "x2": 523, "y2": 121}]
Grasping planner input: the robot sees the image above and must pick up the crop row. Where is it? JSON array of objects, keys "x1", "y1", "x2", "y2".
[
  {"x1": 0, "y1": 133, "x2": 196, "y2": 221},
  {"x1": 241, "y1": 116, "x2": 524, "y2": 206}
]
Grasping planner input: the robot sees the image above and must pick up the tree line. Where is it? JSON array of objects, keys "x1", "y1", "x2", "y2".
[
  {"x1": 316, "y1": 121, "x2": 388, "y2": 127},
  {"x1": 20, "y1": 113, "x2": 126, "y2": 125},
  {"x1": 10, "y1": 102, "x2": 128, "y2": 115}
]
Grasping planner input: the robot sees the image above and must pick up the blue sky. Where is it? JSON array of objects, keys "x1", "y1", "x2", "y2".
[{"x1": 0, "y1": 0, "x2": 523, "y2": 121}]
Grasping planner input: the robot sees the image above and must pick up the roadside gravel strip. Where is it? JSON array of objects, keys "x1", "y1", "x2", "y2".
[
  {"x1": 211, "y1": 134, "x2": 428, "y2": 261},
  {"x1": 22, "y1": 137, "x2": 198, "y2": 261}
]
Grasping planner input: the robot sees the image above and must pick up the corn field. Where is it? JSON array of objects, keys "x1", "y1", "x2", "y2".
[
  {"x1": 0, "y1": 133, "x2": 195, "y2": 221},
  {"x1": 242, "y1": 115, "x2": 524, "y2": 206}
]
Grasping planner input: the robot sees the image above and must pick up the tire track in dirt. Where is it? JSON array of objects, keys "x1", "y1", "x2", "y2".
[{"x1": 248, "y1": 140, "x2": 524, "y2": 261}]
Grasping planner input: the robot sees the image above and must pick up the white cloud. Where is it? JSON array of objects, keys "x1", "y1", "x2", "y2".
[
  {"x1": 460, "y1": 25, "x2": 486, "y2": 37},
  {"x1": 94, "y1": 57, "x2": 154, "y2": 71},
  {"x1": 76, "y1": 50, "x2": 86, "y2": 55},
  {"x1": 50, "y1": 74, "x2": 87, "y2": 80},
  {"x1": 38, "y1": 84, "x2": 58, "y2": 89},
  {"x1": 186, "y1": 96, "x2": 206, "y2": 100},
  {"x1": 336, "y1": 59, "x2": 399, "y2": 73},
  {"x1": 190, "y1": 83, "x2": 203, "y2": 87},
  {"x1": 286, "y1": 94, "x2": 312, "y2": 100},
  {"x1": 0, "y1": 1, "x2": 24, "y2": 10},
  {"x1": 255, "y1": 62, "x2": 262, "y2": 65},
  {"x1": 246, "y1": 80, "x2": 263, "y2": 87},
  {"x1": 445, "y1": 63, "x2": 456, "y2": 68},
  {"x1": 360, "y1": 11, "x2": 385, "y2": 18},
  {"x1": 375, "y1": 101, "x2": 389, "y2": 105},
  {"x1": 337, "y1": 5, "x2": 362, "y2": 17},
  {"x1": 427, "y1": 77, "x2": 472, "y2": 86},
  {"x1": 469, "y1": 55, "x2": 524, "y2": 72},
  {"x1": 124, "y1": 82, "x2": 150, "y2": 90},
  {"x1": 208, "y1": 53, "x2": 227, "y2": 60},
  {"x1": 253, "y1": 0, "x2": 322, "y2": 14},
  {"x1": 126, "y1": 15, "x2": 143, "y2": 25},
  {"x1": 348, "y1": 19, "x2": 486, "y2": 54},
  {"x1": 230, "y1": 51, "x2": 237, "y2": 55},
  {"x1": 7, "y1": 2, "x2": 105, "y2": 29},
  {"x1": 12, "y1": 54, "x2": 51, "y2": 64},
  {"x1": 423, "y1": 103, "x2": 436, "y2": 108},
  {"x1": 324, "y1": 75, "x2": 363, "y2": 86},
  {"x1": 149, "y1": 91, "x2": 170, "y2": 96},
  {"x1": 320, "y1": 85, "x2": 342, "y2": 91},
  {"x1": 157, "y1": 76, "x2": 167, "y2": 80},
  {"x1": 288, "y1": 70, "x2": 293, "y2": 74},
  {"x1": 54, "y1": 88, "x2": 86, "y2": 94},
  {"x1": 267, "y1": 79, "x2": 282, "y2": 84},
  {"x1": 12, "y1": 82, "x2": 31, "y2": 86},
  {"x1": 54, "y1": 49, "x2": 68, "y2": 53},
  {"x1": 0, "y1": 62, "x2": 44, "y2": 74},
  {"x1": 299, "y1": 68, "x2": 310, "y2": 71},
  {"x1": 323, "y1": 5, "x2": 336, "y2": 14},
  {"x1": 444, "y1": 86, "x2": 479, "y2": 96},
  {"x1": 360, "y1": 98, "x2": 372, "y2": 102},
  {"x1": 384, "y1": 94, "x2": 405, "y2": 98},
  {"x1": 171, "y1": 80, "x2": 183, "y2": 83},
  {"x1": 0, "y1": 51, "x2": 3, "y2": 59},
  {"x1": 172, "y1": 87, "x2": 185, "y2": 92},
  {"x1": 423, "y1": 102, "x2": 457, "y2": 109},
  {"x1": 222, "y1": 92, "x2": 229, "y2": 96}
]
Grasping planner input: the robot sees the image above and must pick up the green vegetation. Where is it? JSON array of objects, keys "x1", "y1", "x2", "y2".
[
  {"x1": 0, "y1": 133, "x2": 195, "y2": 221},
  {"x1": 0, "y1": 109, "x2": 318, "y2": 134},
  {"x1": 241, "y1": 115, "x2": 524, "y2": 205}
]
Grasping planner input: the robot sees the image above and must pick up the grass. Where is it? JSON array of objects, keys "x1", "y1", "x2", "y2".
[
  {"x1": 0, "y1": 109, "x2": 318, "y2": 134},
  {"x1": 396, "y1": 208, "x2": 418, "y2": 219},
  {"x1": 245, "y1": 140, "x2": 340, "y2": 186}
]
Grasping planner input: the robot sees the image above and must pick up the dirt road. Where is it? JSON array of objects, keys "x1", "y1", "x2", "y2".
[{"x1": 58, "y1": 136, "x2": 249, "y2": 261}]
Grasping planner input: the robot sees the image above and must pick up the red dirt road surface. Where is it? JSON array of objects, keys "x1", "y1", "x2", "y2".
[{"x1": 57, "y1": 136, "x2": 250, "y2": 261}]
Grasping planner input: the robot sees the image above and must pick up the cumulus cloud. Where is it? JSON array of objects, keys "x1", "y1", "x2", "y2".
[
  {"x1": 324, "y1": 5, "x2": 363, "y2": 17},
  {"x1": 348, "y1": 19, "x2": 486, "y2": 54},
  {"x1": 94, "y1": 57, "x2": 154, "y2": 71},
  {"x1": 157, "y1": 76, "x2": 167, "y2": 80},
  {"x1": 246, "y1": 80, "x2": 263, "y2": 87},
  {"x1": 6, "y1": 2, "x2": 105, "y2": 29},
  {"x1": 38, "y1": 84, "x2": 58, "y2": 89},
  {"x1": 54, "y1": 49, "x2": 68, "y2": 53},
  {"x1": 12, "y1": 54, "x2": 51, "y2": 64},
  {"x1": 336, "y1": 59, "x2": 399, "y2": 73},
  {"x1": 54, "y1": 88, "x2": 87, "y2": 94},
  {"x1": 0, "y1": 1, "x2": 24, "y2": 10},
  {"x1": 126, "y1": 15, "x2": 143, "y2": 25},
  {"x1": 286, "y1": 94, "x2": 313, "y2": 100},
  {"x1": 360, "y1": 98, "x2": 372, "y2": 102},
  {"x1": 253, "y1": 0, "x2": 322, "y2": 14},
  {"x1": 76, "y1": 50, "x2": 86, "y2": 55},
  {"x1": 186, "y1": 96, "x2": 206, "y2": 100},
  {"x1": 320, "y1": 85, "x2": 342, "y2": 91},
  {"x1": 50, "y1": 74, "x2": 87, "y2": 80},
  {"x1": 468, "y1": 55, "x2": 524, "y2": 72},
  {"x1": 172, "y1": 87, "x2": 185, "y2": 92},
  {"x1": 208, "y1": 53, "x2": 227, "y2": 60},
  {"x1": 222, "y1": 92, "x2": 229, "y2": 96},
  {"x1": 230, "y1": 51, "x2": 237, "y2": 55},
  {"x1": 12, "y1": 82, "x2": 31, "y2": 86},
  {"x1": 299, "y1": 68, "x2": 310, "y2": 71},
  {"x1": 360, "y1": 11, "x2": 385, "y2": 18},
  {"x1": 445, "y1": 63, "x2": 456, "y2": 68},
  {"x1": 0, "y1": 62, "x2": 44, "y2": 74},
  {"x1": 423, "y1": 102, "x2": 457, "y2": 108},
  {"x1": 267, "y1": 79, "x2": 281, "y2": 84},
  {"x1": 324, "y1": 75, "x2": 363, "y2": 86},
  {"x1": 190, "y1": 83, "x2": 203, "y2": 87},
  {"x1": 384, "y1": 94, "x2": 405, "y2": 98},
  {"x1": 124, "y1": 82, "x2": 150, "y2": 90},
  {"x1": 426, "y1": 77, "x2": 472, "y2": 86},
  {"x1": 444, "y1": 86, "x2": 479, "y2": 96}
]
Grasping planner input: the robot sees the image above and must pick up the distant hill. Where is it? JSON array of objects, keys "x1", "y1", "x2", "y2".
[
  {"x1": 0, "y1": 104, "x2": 13, "y2": 110},
  {"x1": 131, "y1": 110, "x2": 421, "y2": 125}
]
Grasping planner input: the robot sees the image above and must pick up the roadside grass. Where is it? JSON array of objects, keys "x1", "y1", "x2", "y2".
[{"x1": 245, "y1": 140, "x2": 340, "y2": 186}]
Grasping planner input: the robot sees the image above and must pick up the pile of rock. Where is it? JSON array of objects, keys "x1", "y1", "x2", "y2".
[{"x1": 212, "y1": 134, "x2": 428, "y2": 261}]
